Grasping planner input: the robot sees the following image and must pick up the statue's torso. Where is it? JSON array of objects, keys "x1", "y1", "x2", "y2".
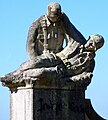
[{"x1": 37, "y1": 17, "x2": 65, "y2": 55}]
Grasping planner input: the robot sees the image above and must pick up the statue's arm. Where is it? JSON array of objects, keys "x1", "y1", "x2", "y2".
[
  {"x1": 26, "y1": 20, "x2": 39, "y2": 60},
  {"x1": 62, "y1": 13, "x2": 86, "y2": 45}
]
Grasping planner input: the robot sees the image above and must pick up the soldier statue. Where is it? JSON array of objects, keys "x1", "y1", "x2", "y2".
[{"x1": 1, "y1": 2, "x2": 104, "y2": 85}]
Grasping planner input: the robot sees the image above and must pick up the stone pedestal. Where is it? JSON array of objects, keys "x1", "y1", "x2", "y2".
[
  {"x1": 10, "y1": 85, "x2": 33, "y2": 120},
  {"x1": 8, "y1": 78, "x2": 87, "y2": 120},
  {"x1": 1, "y1": 76, "x2": 105, "y2": 120},
  {"x1": 33, "y1": 89, "x2": 85, "y2": 120}
]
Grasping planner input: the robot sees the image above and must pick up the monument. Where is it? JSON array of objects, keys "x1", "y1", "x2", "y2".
[{"x1": 0, "y1": 2, "x2": 105, "y2": 120}]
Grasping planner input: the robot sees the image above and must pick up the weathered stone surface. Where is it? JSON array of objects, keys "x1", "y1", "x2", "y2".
[
  {"x1": 0, "y1": 2, "x2": 105, "y2": 120},
  {"x1": 9, "y1": 83, "x2": 105, "y2": 120},
  {"x1": 10, "y1": 83, "x2": 85, "y2": 120},
  {"x1": 33, "y1": 89, "x2": 85, "y2": 120},
  {"x1": 10, "y1": 85, "x2": 33, "y2": 120},
  {"x1": 0, "y1": 71, "x2": 92, "y2": 90}
]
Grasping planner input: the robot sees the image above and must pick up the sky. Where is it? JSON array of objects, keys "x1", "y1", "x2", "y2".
[{"x1": 0, "y1": 0, "x2": 108, "y2": 120}]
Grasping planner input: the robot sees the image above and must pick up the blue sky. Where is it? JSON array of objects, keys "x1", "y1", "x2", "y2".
[{"x1": 0, "y1": 0, "x2": 108, "y2": 119}]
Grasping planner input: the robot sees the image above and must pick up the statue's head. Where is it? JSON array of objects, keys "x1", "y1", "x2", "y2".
[
  {"x1": 46, "y1": 2, "x2": 62, "y2": 22},
  {"x1": 85, "y1": 34, "x2": 104, "y2": 51}
]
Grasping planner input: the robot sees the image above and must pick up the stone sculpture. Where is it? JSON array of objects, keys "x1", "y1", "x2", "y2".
[
  {"x1": 0, "y1": 2, "x2": 104, "y2": 88},
  {"x1": 0, "y1": 2, "x2": 105, "y2": 120}
]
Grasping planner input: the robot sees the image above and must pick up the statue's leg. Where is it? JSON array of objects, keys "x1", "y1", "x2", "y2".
[
  {"x1": 23, "y1": 67, "x2": 58, "y2": 80},
  {"x1": 23, "y1": 63, "x2": 66, "y2": 81},
  {"x1": 19, "y1": 54, "x2": 62, "y2": 72}
]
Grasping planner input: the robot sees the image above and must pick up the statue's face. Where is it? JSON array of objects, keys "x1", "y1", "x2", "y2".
[
  {"x1": 85, "y1": 38, "x2": 96, "y2": 51},
  {"x1": 47, "y1": 2, "x2": 61, "y2": 22},
  {"x1": 85, "y1": 35, "x2": 104, "y2": 51}
]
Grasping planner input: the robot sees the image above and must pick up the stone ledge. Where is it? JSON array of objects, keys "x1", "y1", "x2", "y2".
[{"x1": 0, "y1": 74, "x2": 92, "y2": 90}]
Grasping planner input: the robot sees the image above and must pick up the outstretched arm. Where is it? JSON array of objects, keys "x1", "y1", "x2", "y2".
[{"x1": 62, "y1": 13, "x2": 87, "y2": 45}]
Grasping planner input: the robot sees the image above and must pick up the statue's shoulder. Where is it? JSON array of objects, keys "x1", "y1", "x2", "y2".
[
  {"x1": 35, "y1": 15, "x2": 45, "y2": 23},
  {"x1": 30, "y1": 15, "x2": 45, "y2": 28},
  {"x1": 61, "y1": 12, "x2": 70, "y2": 22}
]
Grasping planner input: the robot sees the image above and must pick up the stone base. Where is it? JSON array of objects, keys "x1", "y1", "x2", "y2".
[
  {"x1": 1, "y1": 76, "x2": 105, "y2": 120},
  {"x1": 10, "y1": 85, "x2": 33, "y2": 120},
  {"x1": 33, "y1": 89, "x2": 85, "y2": 120},
  {"x1": 10, "y1": 84, "x2": 85, "y2": 120}
]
